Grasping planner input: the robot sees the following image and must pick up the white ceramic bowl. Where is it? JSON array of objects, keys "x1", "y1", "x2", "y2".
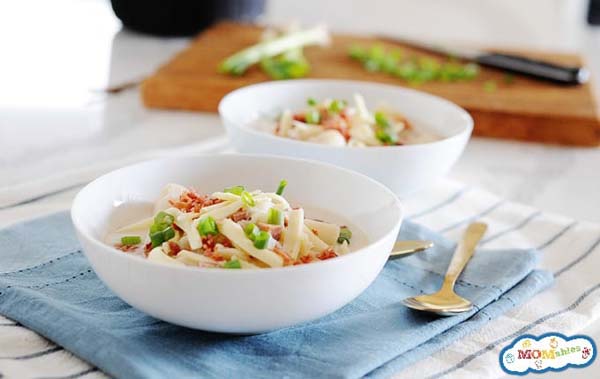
[
  {"x1": 219, "y1": 79, "x2": 473, "y2": 197},
  {"x1": 71, "y1": 155, "x2": 403, "y2": 334}
]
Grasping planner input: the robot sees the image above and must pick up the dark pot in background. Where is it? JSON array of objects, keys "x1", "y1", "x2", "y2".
[
  {"x1": 110, "y1": 0, "x2": 265, "y2": 36},
  {"x1": 590, "y1": 0, "x2": 600, "y2": 25}
]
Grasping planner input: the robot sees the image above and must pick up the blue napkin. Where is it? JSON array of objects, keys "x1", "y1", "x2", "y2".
[{"x1": 0, "y1": 212, "x2": 552, "y2": 379}]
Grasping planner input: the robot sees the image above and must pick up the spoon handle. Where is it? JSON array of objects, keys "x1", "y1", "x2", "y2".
[
  {"x1": 442, "y1": 222, "x2": 487, "y2": 290},
  {"x1": 389, "y1": 240, "x2": 434, "y2": 260}
]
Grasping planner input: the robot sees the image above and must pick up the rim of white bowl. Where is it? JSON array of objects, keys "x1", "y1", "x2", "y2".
[
  {"x1": 218, "y1": 79, "x2": 474, "y2": 152},
  {"x1": 71, "y1": 153, "x2": 404, "y2": 275}
]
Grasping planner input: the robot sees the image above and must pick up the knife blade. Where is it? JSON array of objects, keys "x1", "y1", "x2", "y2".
[{"x1": 377, "y1": 35, "x2": 589, "y2": 85}]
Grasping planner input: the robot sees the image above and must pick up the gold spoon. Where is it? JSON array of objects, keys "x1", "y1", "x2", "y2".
[
  {"x1": 389, "y1": 240, "x2": 434, "y2": 260},
  {"x1": 402, "y1": 222, "x2": 488, "y2": 316}
]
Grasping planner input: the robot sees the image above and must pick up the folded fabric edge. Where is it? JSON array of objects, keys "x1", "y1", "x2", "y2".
[
  {"x1": 0, "y1": 287, "x2": 151, "y2": 378},
  {"x1": 364, "y1": 269, "x2": 554, "y2": 379},
  {"x1": 467, "y1": 248, "x2": 541, "y2": 306},
  {"x1": 399, "y1": 221, "x2": 542, "y2": 293}
]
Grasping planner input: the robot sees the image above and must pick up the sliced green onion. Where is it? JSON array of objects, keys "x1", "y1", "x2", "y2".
[
  {"x1": 154, "y1": 211, "x2": 174, "y2": 226},
  {"x1": 164, "y1": 226, "x2": 176, "y2": 240},
  {"x1": 197, "y1": 216, "x2": 218, "y2": 236},
  {"x1": 149, "y1": 211, "x2": 177, "y2": 248},
  {"x1": 149, "y1": 223, "x2": 162, "y2": 234},
  {"x1": 348, "y1": 44, "x2": 480, "y2": 84},
  {"x1": 241, "y1": 191, "x2": 255, "y2": 207},
  {"x1": 276, "y1": 179, "x2": 287, "y2": 196},
  {"x1": 305, "y1": 109, "x2": 321, "y2": 124},
  {"x1": 361, "y1": 44, "x2": 386, "y2": 72},
  {"x1": 149, "y1": 225, "x2": 175, "y2": 248},
  {"x1": 152, "y1": 223, "x2": 169, "y2": 233},
  {"x1": 328, "y1": 99, "x2": 346, "y2": 113},
  {"x1": 121, "y1": 236, "x2": 141, "y2": 246},
  {"x1": 337, "y1": 227, "x2": 352, "y2": 244},
  {"x1": 381, "y1": 54, "x2": 399, "y2": 74},
  {"x1": 224, "y1": 185, "x2": 245, "y2": 195},
  {"x1": 307, "y1": 97, "x2": 317, "y2": 106},
  {"x1": 368, "y1": 44, "x2": 385, "y2": 59},
  {"x1": 439, "y1": 63, "x2": 462, "y2": 82},
  {"x1": 244, "y1": 223, "x2": 260, "y2": 240},
  {"x1": 253, "y1": 231, "x2": 270, "y2": 249},
  {"x1": 150, "y1": 231, "x2": 165, "y2": 248},
  {"x1": 374, "y1": 112, "x2": 397, "y2": 144},
  {"x1": 375, "y1": 129, "x2": 398, "y2": 145},
  {"x1": 374, "y1": 111, "x2": 390, "y2": 127},
  {"x1": 394, "y1": 61, "x2": 418, "y2": 81},
  {"x1": 267, "y1": 208, "x2": 283, "y2": 225},
  {"x1": 223, "y1": 259, "x2": 242, "y2": 269}
]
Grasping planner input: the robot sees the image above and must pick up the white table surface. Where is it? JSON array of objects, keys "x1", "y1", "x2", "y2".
[{"x1": 1, "y1": 0, "x2": 599, "y2": 378}]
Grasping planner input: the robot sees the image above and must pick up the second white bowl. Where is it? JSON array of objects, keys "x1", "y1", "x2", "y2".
[{"x1": 219, "y1": 79, "x2": 473, "y2": 197}]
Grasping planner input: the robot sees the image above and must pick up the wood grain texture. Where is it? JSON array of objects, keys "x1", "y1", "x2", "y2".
[{"x1": 142, "y1": 22, "x2": 600, "y2": 146}]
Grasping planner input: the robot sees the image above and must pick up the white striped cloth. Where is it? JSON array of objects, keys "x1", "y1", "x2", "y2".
[{"x1": 1, "y1": 176, "x2": 599, "y2": 379}]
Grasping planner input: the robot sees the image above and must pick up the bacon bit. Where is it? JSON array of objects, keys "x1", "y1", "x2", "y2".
[
  {"x1": 295, "y1": 254, "x2": 313, "y2": 265},
  {"x1": 204, "y1": 197, "x2": 224, "y2": 207},
  {"x1": 293, "y1": 113, "x2": 306, "y2": 122},
  {"x1": 317, "y1": 248, "x2": 338, "y2": 261},
  {"x1": 229, "y1": 209, "x2": 250, "y2": 222},
  {"x1": 201, "y1": 236, "x2": 216, "y2": 253},
  {"x1": 167, "y1": 242, "x2": 181, "y2": 257},
  {"x1": 115, "y1": 243, "x2": 138, "y2": 253},
  {"x1": 218, "y1": 235, "x2": 234, "y2": 248},
  {"x1": 205, "y1": 251, "x2": 226, "y2": 262},
  {"x1": 257, "y1": 222, "x2": 283, "y2": 241},
  {"x1": 169, "y1": 191, "x2": 207, "y2": 213},
  {"x1": 144, "y1": 242, "x2": 153, "y2": 256},
  {"x1": 273, "y1": 247, "x2": 294, "y2": 266},
  {"x1": 202, "y1": 234, "x2": 233, "y2": 253},
  {"x1": 311, "y1": 228, "x2": 319, "y2": 236}
]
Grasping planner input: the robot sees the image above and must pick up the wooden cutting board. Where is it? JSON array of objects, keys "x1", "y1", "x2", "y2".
[{"x1": 142, "y1": 22, "x2": 600, "y2": 147}]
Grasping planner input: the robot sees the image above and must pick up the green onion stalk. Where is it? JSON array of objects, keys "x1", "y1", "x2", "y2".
[
  {"x1": 219, "y1": 25, "x2": 330, "y2": 76},
  {"x1": 260, "y1": 47, "x2": 311, "y2": 80}
]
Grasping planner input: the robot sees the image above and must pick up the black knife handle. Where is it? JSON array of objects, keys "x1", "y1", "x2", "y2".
[{"x1": 476, "y1": 53, "x2": 589, "y2": 85}]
